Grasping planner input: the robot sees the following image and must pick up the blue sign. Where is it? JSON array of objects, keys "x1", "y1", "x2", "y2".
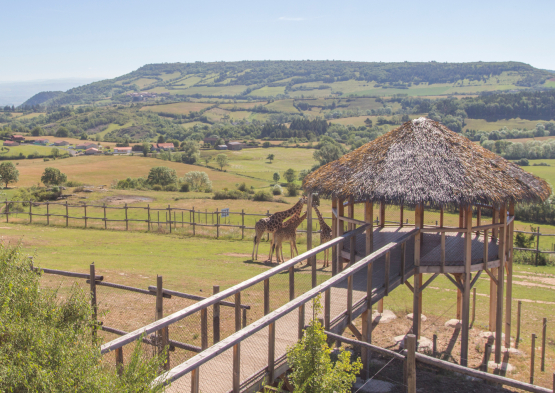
[{"x1": 221, "y1": 208, "x2": 229, "y2": 218}]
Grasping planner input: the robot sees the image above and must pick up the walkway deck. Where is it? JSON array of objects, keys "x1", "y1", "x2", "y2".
[{"x1": 167, "y1": 227, "x2": 498, "y2": 392}]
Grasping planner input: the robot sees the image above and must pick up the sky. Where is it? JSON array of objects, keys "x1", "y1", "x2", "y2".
[{"x1": 1, "y1": 0, "x2": 554, "y2": 82}]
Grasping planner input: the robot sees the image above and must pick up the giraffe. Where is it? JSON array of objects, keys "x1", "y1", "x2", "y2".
[
  {"x1": 270, "y1": 212, "x2": 307, "y2": 264},
  {"x1": 251, "y1": 196, "x2": 307, "y2": 261},
  {"x1": 313, "y1": 205, "x2": 333, "y2": 267}
]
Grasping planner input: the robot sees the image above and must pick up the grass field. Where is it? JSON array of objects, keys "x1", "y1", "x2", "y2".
[
  {"x1": 265, "y1": 99, "x2": 298, "y2": 113},
  {"x1": 248, "y1": 86, "x2": 286, "y2": 96},
  {"x1": 140, "y1": 102, "x2": 213, "y2": 115},
  {"x1": 465, "y1": 118, "x2": 548, "y2": 132},
  {"x1": 0, "y1": 142, "x2": 55, "y2": 157}
]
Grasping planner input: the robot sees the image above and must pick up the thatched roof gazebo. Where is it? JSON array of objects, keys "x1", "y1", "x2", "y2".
[{"x1": 303, "y1": 117, "x2": 550, "y2": 367}]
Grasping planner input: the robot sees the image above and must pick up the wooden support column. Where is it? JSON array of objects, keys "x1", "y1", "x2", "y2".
[
  {"x1": 505, "y1": 201, "x2": 515, "y2": 349},
  {"x1": 156, "y1": 275, "x2": 170, "y2": 370},
  {"x1": 365, "y1": 201, "x2": 373, "y2": 256},
  {"x1": 492, "y1": 208, "x2": 499, "y2": 240},
  {"x1": 361, "y1": 257, "x2": 373, "y2": 379},
  {"x1": 440, "y1": 206, "x2": 444, "y2": 228},
  {"x1": 400, "y1": 205, "x2": 404, "y2": 227},
  {"x1": 495, "y1": 205, "x2": 507, "y2": 363},
  {"x1": 331, "y1": 197, "x2": 338, "y2": 276},
  {"x1": 336, "y1": 198, "x2": 345, "y2": 273},
  {"x1": 90, "y1": 263, "x2": 97, "y2": 340},
  {"x1": 213, "y1": 285, "x2": 220, "y2": 343},
  {"x1": 379, "y1": 201, "x2": 385, "y2": 228},
  {"x1": 461, "y1": 205, "x2": 473, "y2": 367},
  {"x1": 233, "y1": 293, "x2": 241, "y2": 392},
  {"x1": 413, "y1": 203, "x2": 423, "y2": 339},
  {"x1": 348, "y1": 196, "x2": 355, "y2": 267},
  {"x1": 307, "y1": 193, "x2": 316, "y2": 287}
]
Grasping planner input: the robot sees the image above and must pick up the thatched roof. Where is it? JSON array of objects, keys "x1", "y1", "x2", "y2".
[{"x1": 303, "y1": 117, "x2": 551, "y2": 207}]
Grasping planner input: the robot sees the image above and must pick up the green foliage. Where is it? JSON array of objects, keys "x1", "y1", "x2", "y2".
[
  {"x1": 31, "y1": 126, "x2": 44, "y2": 136},
  {"x1": 287, "y1": 296, "x2": 362, "y2": 393},
  {"x1": 213, "y1": 189, "x2": 248, "y2": 200},
  {"x1": 142, "y1": 142, "x2": 151, "y2": 157},
  {"x1": 65, "y1": 180, "x2": 84, "y2": 187},
  {"x1": 164, "y1": 184, "x2": 177, "y2": 191},
  {"x1": 179, "y1": 183, "x2": 190, "y2": 192},
  {"x1": 0, "y1": 161, "x2": 19, "y2": 187},
  {"x1": 55, "y1": 126, "x2": 69, "y2": 137},
  {"x1": 152, "y1": 184, "x2": 163, "y2": 191},
  {"x1": 216, "y1": 154, "x2": 229, "y2": 170},
  {"x1": 253, "y1": 190, "x2": 273, "y2": 202},
  {"x1": 181, "y1": 171, "x2": 212, "y2": 192},
  {"x1": 313, "y1": 143, "x2": 345, "y2": 166},
  {"x1": 273, "y1": 172, "x2": 280, "y2": 183},
  {"x1": 284, "y1": 168, "x2": 296, "y2": 183},
  {"x1": 41, "y1": 167, "x2": 67, "y2": 186},
  {"x1": 263, "y1": 141, "x2": 271, "y2": 148},
  {"x1": 147, "y1": 166, "x2": 177, "y2": 186},
  {"x1": 51, "y1": 147, "x2": 60, "y2": 158},
  {"x1": 116, "y1": 177, "x2": 150, "y2": 190},
  {"x1": 272, "y1": 184, "x2": 283, "y2": 195},
  {"x1": 181, "y1": 140, "x2": 200, "y2": 164},
  {"x1": 298, "y1": 169, "x2": 309, "y2": 182},
  {"x1": 267, "y1": 154, "x2": 275, "y2": 163},
  {"x1": 0, "y1": 243, "x2": 166, "y2": 392},
  {"x1": 287, "y1": 183, "x2": 299, "y2": 197}
]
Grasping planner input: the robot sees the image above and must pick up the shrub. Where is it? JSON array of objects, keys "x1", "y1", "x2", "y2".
[
  {"x1": 181, "y1": 171, "x2": 212, "y2": 192},
  {"x1": 152, "y1": 184, "x2": 163, "y2": 191},
  {"x1": 514, "y1": 250, "x2": 550, "y2": 266},
  {"x1": 164, "y1": 184, "x2": 177, "y2": 192},
  {"x1": 253, "y1": 191, "x2": 273, "y2": 202},
  {"x1": 147, "y1": 166, "x2": 177, "y2": 186},
  {"x1": 287, "y1": 182, "x2": 298, "y2": 197},
  {"x1": 213, "y1": 189, "x2": 247, "y2": 200},
  {"x1": 237, "y1": 182, "x2": 247, "y2": 192},
  {"x1": 515, "y1": 158, "x2": 529, "y2": 166},
  {"x1": 43, "y1": 158, "x2": 50, "y2": 162},
  {"x1": 272, "y1": 184, "x2": 283, "y2": 195},
  {"x1": 0, "y1": 243, "x2": 166, "y2": 392},
  {"x1": 41, "y1": 167, "x2": 67, "y2": 186},
  {"x1": 65, "y1": 180, "x2": 84, "y2": 187},
  {"x1": 180, "y1": 183, "x2": 190, "y2": 192}
]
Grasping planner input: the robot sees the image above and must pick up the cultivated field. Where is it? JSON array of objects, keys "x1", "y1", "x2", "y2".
[{"x1": 140, "y1": 102, "x2": 214, "y2": 115}]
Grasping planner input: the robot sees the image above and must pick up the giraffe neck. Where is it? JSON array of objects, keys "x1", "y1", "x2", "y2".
[
  {"x1": 275, "y1": 198, "x2": 304, "y2": 221},
  {"x1": 313, "y1": 206, "x2": 327, "y2": 227}
]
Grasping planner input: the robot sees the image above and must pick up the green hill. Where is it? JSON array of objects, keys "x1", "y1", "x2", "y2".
[{"x1": 21, "y1": 61, "x2": 553, "y2": 107}]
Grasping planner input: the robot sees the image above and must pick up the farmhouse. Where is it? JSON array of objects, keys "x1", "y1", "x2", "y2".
[
  {"x1": 76, "y1": 143, "x2": 99, "y2": 150},
  {"x1": 216, "y1": 144, "x2": 228, "y2": 150},
  {"x1": 203, "y1": 137, "x2": 219, "y2": 145},
  {"x1": 226, "y1": 141, "x2": 243, "y2": 150},
  {"x1": 34, "y1": 139, "x2": 49, "y2": 145},
  {"x1": 303, "y1": 117, "x2": 550, "y2": 368},
  {"x1": 85, "y1": 148, "x2": 100, "y2": 155},
  {"x1": 3, "y1": 140, "x2": 19, "y2": 147},
  {"x1": 113, "y1": 146, "x2": 132, "y2": 154},
  {"x1": 11, "y1": 135, "x2": 25, "y2": 142},
  {"x1": 156, "y1": 143, "x2": 175, "y2": 151},
  {"x1": 53, "y1": 141, "x2": 70, "y2": 146}
]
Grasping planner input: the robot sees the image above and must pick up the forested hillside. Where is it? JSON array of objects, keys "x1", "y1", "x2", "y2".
[{"x1": 21, "y1": 61, "x2": 553, "y2": 107}]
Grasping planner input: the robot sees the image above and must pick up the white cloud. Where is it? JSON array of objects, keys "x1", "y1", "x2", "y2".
[{"x1": 278, "y1": 17, "x2": 305, "y2": 21}]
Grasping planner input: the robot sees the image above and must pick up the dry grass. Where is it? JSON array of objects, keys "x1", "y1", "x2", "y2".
[{"x1": 140, "y1": 102, "x2": 213, "y2": 115}]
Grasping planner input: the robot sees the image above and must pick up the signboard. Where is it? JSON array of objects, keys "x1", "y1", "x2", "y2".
[{"x1": 221, "y1": 208, "x2": 229, "y2": 218}]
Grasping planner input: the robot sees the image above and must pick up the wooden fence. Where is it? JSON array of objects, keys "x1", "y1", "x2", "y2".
[
  {"x1": 2, "y1": 200, "x2": 333, "y2": 239},
  {"x1": 514, "y1": 228, "x2": 555, "y2": 265}
]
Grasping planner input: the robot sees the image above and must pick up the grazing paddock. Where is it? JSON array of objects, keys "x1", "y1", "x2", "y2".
[
  {"x1": 465, "y1": 118, "x2": 549, "y2": 132},
  {"x1": 140, "y1": 102, "x2": 214, "y2": 115}
]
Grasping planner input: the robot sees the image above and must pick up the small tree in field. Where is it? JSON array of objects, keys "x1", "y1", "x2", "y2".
[
  {"x1": 216, "y1": 154, "x2": 228, "y2": 170},
  {"x1": 51, "y1": 148, "x2": 60, "y2": 158},
  {"x1": 147, "y1": 166, "x2": 177, "y2": 186},
  {"x1": 41, "y1": 167, "x2": 67, "y2": 186},
  {"x1": 0, "y1": 162, "x2": 19, "y2": 188},
  {"x1": 266, "y1": 154, "x2": 275, "y2": 163},
  {"x1": 142, "y1": 142, "x2": 151, "y2": 157},
  {"x1": 273, "y1": 172, "x2": 280, "y2": 183},
  {"x1": 287, "y1": 296, "x2": 362, "y2": 393},
  {"x1": 284, "y1": 168, "x2": 296, "y2": 183}
]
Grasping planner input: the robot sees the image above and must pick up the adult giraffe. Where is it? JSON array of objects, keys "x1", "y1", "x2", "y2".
[
  {"x1": 251, "y1": 196, "x2": 307, "y2": 261},
  {"x1": 313, "y1": 205, "x2": 332, "y2": 267},
  {"x1": 269, "y1": 211, "x2": 307, "y2": 263}
]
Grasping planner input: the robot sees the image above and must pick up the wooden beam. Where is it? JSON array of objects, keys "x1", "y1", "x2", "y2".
[
  {"x1": 384, "y1": 251, "x2": 390, "y2": 295},
  {"x1": 405, "y1": 281, "x2": 414, "y2": 293},
  {"x1": 268, "y1": 322, "x2": 275, "y2": 384},
  {"x1": 348, "y1": 196, "x2": 355, "y2": 268},
  {"x1": 336, "y1": 198, "x2": 345, "y2": 273},
  {"x1": 365, "y1": 200, "x2": 373, "y2": 255},
  {"x1": 489, "y1": 267, "x2": 498, "y2": 331},
  {"x1": 347, "y1": 275, "x2": 353, "y2": 323},
  {"x1": 440, "y1": 232, "x2": 446, "y2": 273},
  {"x1": 347, "y1": 323, "x2": 362, "y2": 340},
  {"x1": 413, "y1": 203, "x2": 422, "y2": 339},
  {"x1": 264, "y1": 279, "x2": 270, "y2": 315},
  {"x1": 444, "y1": 273, "x2": 464, "y2": 292},
  {"x1": 470, "y1": 271, "x2": 482, "y2": 289},
  {"x1": 461, "y1": 205, "x2": 473, "y2": 367},
  {"x1": 332, "y1": 198, "x2": 338, "y2": 276},
  {"x1": 420, "y1": 273, "x2": 439, "y2": 293},
  {"x1": 213, "y1": 286, "x2": 220, "y2": 344},
  {"x1": 505, "y1": 201, "x2": 515, "y2": 349},
  {"x1": 495, "y1": 205, "x2": 506, "y2": 363},
  {"x1": 380, "y1": 201, "x2": 385, "y2": 228}
]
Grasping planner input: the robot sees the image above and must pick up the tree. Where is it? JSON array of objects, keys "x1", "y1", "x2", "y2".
[
  {"x1": 273, "y1": 172, "x2": 280, "y2": 183},
  {"x1": 283, "y1": 168, "x2": 296, "y2": 183},
  {"x1": 55, "y1": 127, "x2": 69, "y2": 137},
  {"x1": 204, "y1": 156, "x2": 212, "y2": 166},
  {"x1": 0, "y1": 162, "x2": 19, "y2": 188},
  {"x1": 313, "y1": 144, "x2": 344, "y2": 166},
  {"x1": 266, "y1": 154, "x2": 275, "y2": 163},
  {"x1": 142, "y1": 142, "x2": 151, "y2": 157},
  {"x1": 262, "y1": 141, "x2": 271, "y2": 148},
  {"x1": 147, "y1": 166, "x2": 177, "y2": 186},
  {"x1": 287, "y1": 296, "x2": 362, "y2": 392},
  {"x1": 182, "y1": 171, "x2": 212, "y2": 192},
  {"x1": 41, "y1": 167, "x2": 67, "y2": 186},
  {"x1": 157, "y1": 135, "x2": 165, "y2": 143},
  {"x1": 31, "y1": 126, "x2": 44, "y2": 136},
  {"x1": 51, "y1": 148, "x2": 60, "y2": 158},
  {"x1": 216, "y1": 154, "x2": 229, "y2": 170},
  {"x1": 364, "y1": 118, "x2": 373, "y2": 127},
  {"x1": 80, "y1": 133, "x2": 88, "y2": 140},
  {"x1": 181, "y1": 140, "x2": 200, "y2": 164}
]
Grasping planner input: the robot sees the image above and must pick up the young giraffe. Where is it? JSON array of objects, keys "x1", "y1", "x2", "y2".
[
  {"x1": 313, "y1": 205, "x2": 333, "y2": 267},
  {"x1": 251, "y1": 196, "x2": 307, "y2": 261},
  {"x1": 269, "y1": 211, "x2": 307, "y2": 264}
]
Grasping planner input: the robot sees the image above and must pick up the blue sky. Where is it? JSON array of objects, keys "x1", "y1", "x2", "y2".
[{"x1": 1, "y1": 0, "x2": 553, "y2": 81}]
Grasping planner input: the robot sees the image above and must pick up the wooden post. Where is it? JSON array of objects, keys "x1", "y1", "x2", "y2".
[
  {"x1": 365, "y1": 201, "x2": 373, "y2": 255},
  {"x1": 400, "y1": 205, "x2": 404, "y2": 227},
  {"x1": 268, "y1": 322, "x2": 275, "y2": 384},
  {"x1": 46, "y1": 201, "x2": 49, "y2": 225},
  {"x1": 241, "y1": 209, "x2": 244, "y2": 239},
  {"x1": 242, "y1": 308, "x2": 247, "y2": 328},
  {"x1": 477, "y1": 206, "x2": 482, "y2": 236},
  {"x1": 347, "y1": 275, "x2": 353, "y2": 323},
  {"x1": 158, "y1": 211, "x2": 160, "y2": 227},
  {"x1": 348, "y1": 196, "x2": 356, "y2": 267},
  {"x1": 264, "y1": 278, "x2": 270, "y2": 315},
  {"x1": 192, "y1": 207, "x2": 195, "y2": 236},
  {"x1": 406, "y1": 334, "x2": 416, "y2": 393},
  {"x1": 531, "y1": 333, "x2": 536, "y2": 384},
  {"x1": 5, "y1": 199, "x2": 8, "y2": 223},
  {"x1": 201, "y1": 308, "x2": 208, "y2": 350},
  {"x1": 307, "y1": 193, "x2": 315, "y2": 276},
  {"x1": 472, "y1": 287, "x2": 476, "y2": 326},
  {"x1": 489, "y1": 266, "x2": 497, "y2": 332},
  {"x1": 361, "y1": 258, "x2": 373, "y2": 378},
  {"x1": 213, "y1": 285, "x2": 220, "y2": 343},
  {"x1": 65, "y1": 200, "x2": 69, "y2": 227},
  {"x1": 516, "y1": 301, "x2": 522, "y2": 349},
  {"x1": 29, "y1": 200, "x2": 32, "y2": 223},
  {"x1": 298, "y1": 304, "x2": 305, "y2": 339},
  {"x1": 378, "y1": 298, "x2": 384, "y2": 314},
  {"x1": 103, "y1": 203, "x2": 107, "y2": 229},
  {"x1": 115, "y1": 347, "x2": 124, "y2": 376},
  {"x1": 233, "y1": 292, "x2": 241, "y2": 392},
  {"x1": 332, "y1": 197, "x2": 338, "y2": 276},
  {"x1": 495, "y1": 205, "x2": 506, "y2": 363},
  {"x1": 433, "y1": 334, "x2": 437, "y2": 356},
  {"x1": 505, "y1": 201, "x2": 515, "y2": 350},
  {"x1": 324, "y1": 288, "x2": 331, "y2": 331},
  {"x1": 191, "y1": 368, "x2": 199, "y2": 393},
  {"x1": 336, "y1": 198, "x2": 345, "y2": 273},
  {"x1": 541, "y1": 318, "x2": 547, "y2": 372},
  {"x1": 440, "y1": 206, "x2": 444, "y2": 228},
  {"x1": 289, "y1": 266, "x2": 295, "y2": 300},
  {"x1": 461, "y1": 205, "x2": 473, "y2": 367},
  {"x1": 413, "y1": 203, "x2": 422, "y2": 339},
  {"x1": 492, "y1": 208, "x2": 499, "y2": 240},
  {"x1": 84, "y1": 203, "x2": 88, "y2": 228},
  {"x1": 147, "y1": 205, "x2": 150, "y2": 231},
  {"x1": 156, "y1": 275, "x2": 169, "y2": 370},
  {"x1": 90, "y1": 263, "x2": 97, "y2": 340},
  {"x1": 536, "y1": 226, "x2": 540, "y2": 266},
  {"x1": 380, "y1": 201, "x2": 385, "y2": 228},
  {"x1": 216, "y1": 208, "x2": 219, "y2": 238}
]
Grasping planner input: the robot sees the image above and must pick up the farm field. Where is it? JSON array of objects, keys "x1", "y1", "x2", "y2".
[
  {"x1": 329, "y1": 114, "x2": 420, "y2": 127},
  {"x1": 140, "y1": 102, "x2": 213, "y2": 115},
  {"x1": 465, "y1": 118, "x2": 549, "y2": 132},
  {"x1": 0, "y1": 142, "x2": 56, "y2": 157}
]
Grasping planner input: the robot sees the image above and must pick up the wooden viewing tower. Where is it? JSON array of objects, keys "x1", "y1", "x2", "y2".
[{"x1": 303, "y1": 117, "x2": 550, "y2": 366}]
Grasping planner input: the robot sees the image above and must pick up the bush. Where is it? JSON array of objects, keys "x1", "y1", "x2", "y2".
[
  {"x1": 213, "y1": 189, "x2": 247, "y2": 200},
  {"x1": 515, "y1": 158, "x2": 529, "y2": 166},
  {"x1": 253, "y1": 191, "x2": 273, "y2": 202},
  {"x1": 164, "y1": 184, "x2": 177, "y2": 192},
  {"x1": 287, "y1": 182, "x2": 298, "y2": 197},
  {"x1": 514, "y1": 250, "x2": 550, "y2": 266},
  {"x1": 272, "y1": 184, "x2": 283, "y2": 195},
  {"x1": 237, "y1": 182, "x2": 247, "y2": 192},
  {"x1": 180, "y1": 183, "x2": 190, "y2": 192},
  {"x1": 152, "y1": 184, "x2": 163, "y2": 191},
  {"x1": 65, "y1": 180, "x2": 84, "y2": 187},
  {"x1": 43, "y1": 158, "x2": 50, "y2": 162},
  {"x1": 0, "y1": 243, "x2": 167, "y2": 392},
  {"x1": 181, "y1": 171, "x2": 212, "y2": 192}
]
